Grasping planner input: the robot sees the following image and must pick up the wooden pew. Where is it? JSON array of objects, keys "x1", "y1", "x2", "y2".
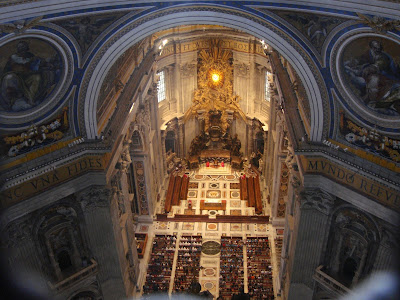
[
  {"x1": 164, "y1": 174, "x2": 175, "y2": 212},
  {"x1": 240, "y1": 176, "x2": 248, "y2": 200},
  {"x1": 180, "y1": 175, "x2": 189, "y2": 200},
  {"x1": 172, "y1": 176, "x2": 182, "y2": 206},
  {"x1": 254, "y1": 175, "x2": 263, "y2": 214},
  {"x1": 247, "y1": 176, "x2": 255, "y2": 208}
]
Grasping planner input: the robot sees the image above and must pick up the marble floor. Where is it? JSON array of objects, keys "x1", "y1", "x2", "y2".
[{"x1": 134, "y1": 164, "x2": 282, "y2": 299}]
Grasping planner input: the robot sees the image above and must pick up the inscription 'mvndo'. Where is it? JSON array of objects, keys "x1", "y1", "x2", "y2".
[
  {"x1": 304, "y1": 158, "x2": 400, "y2": 210},
  {"x1": 1, "y1": 156, "x2": 105, "y2": 209}
]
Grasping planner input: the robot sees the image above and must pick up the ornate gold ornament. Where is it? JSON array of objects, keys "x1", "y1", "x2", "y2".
[
  {"x1": 3, "y1": 107, "x2": 69, "y2": 157},
  {"x1": 0, "y1": 16, "x2": 43, "y2": 34},
  {"x1": 184, "y1": 39, "x2": 246, "y2": 134},
  {"x1": 357, "y1": 13, "x2": 400, "y2": 34}
]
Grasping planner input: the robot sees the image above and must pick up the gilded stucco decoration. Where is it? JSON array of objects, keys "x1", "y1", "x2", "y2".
[
  {"x1": 0, "y1": 16, "x2": 42, "y2": 35},
  {"x1": 184, "y1": 39, "x2": 246, "y2": 135},
  {"x1": 357, "y1": 13, "x2": 400, "y2": 34},
  {"x1": 339, "y1": 110, "x2": 400, "y2": 163},
  {"x1": 2, "y1": 107, "x2": 69, "y2": 157}
]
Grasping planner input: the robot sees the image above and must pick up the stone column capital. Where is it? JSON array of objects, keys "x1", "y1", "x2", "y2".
[
  {"x1": 180, "y1": 62, "x2": 196, "y2": 77},
  {"x1": 299, "y1": 188, "x2": 335, "y2": 215},
  {"x1": 2, "y1": 217, "x2": 33, "y2": 248},
  {"x1": 178, "y1": 118, "x2": 185, "y2": 127},
  {"x1": 78, "y1": 186, "x2": 112, "y2": 212}
]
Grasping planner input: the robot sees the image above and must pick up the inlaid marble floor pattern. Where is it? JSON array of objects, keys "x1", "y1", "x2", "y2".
[
  {"x1": 167, "y1": 168, "x2": 257, "y2": 217},
  {"x1": 136, "y1": 165, "x2": 279, "y2": 299}
]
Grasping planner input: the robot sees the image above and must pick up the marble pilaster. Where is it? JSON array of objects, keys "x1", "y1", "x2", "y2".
[
  {"x1": 78, "y1": 186, "x2": 126, "y2": 300},
  {"x1": 287, "y1": 189, "x2": 335, "y2": 300}
]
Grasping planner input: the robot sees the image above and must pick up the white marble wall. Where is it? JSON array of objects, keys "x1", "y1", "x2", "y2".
[{"x1": 157, "y1": 39, "x2": 271, "y2": 157}]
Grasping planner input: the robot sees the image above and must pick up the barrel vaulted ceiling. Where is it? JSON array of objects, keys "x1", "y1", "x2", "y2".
[{"x1": 0, "y1": 0, "x2": 399, "y2": 173}]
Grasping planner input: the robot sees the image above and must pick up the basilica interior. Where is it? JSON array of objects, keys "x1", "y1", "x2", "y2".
[{"x1": 0, "y1": 1, "x2": 399, "y2": 300}]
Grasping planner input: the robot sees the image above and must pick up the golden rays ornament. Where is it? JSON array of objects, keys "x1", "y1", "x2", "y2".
[{"x1": 184, "y1": 39, "x2": 247, "y2": 133}]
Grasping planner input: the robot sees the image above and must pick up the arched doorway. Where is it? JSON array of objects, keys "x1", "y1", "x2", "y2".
[
  {"x1": 57, "y1": 249, "x2": 73, "y2": 273},
  {"x1": 342, "y1": 257, "x2": 358, "y2": 284}
]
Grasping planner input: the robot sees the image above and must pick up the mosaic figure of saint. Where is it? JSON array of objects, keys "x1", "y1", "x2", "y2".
[
  {"x1": 343, "y1": 40, "x2": 400, "y2": 115},
  {"x1": 0, "y1": 40, "x2": 61, "y2": 112}
]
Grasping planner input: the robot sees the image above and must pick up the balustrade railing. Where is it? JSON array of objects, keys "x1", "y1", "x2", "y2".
[
  {"x1": 313, "y1": 265, "x2": 351, "y2": 296},
  {"x1": 48, "y1": 259, "x2": 98, "y2": 292}
]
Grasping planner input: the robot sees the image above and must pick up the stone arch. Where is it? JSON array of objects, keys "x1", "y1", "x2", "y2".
[{"x1": 81, "y1": 7, "x2": 324, "y2": 142}]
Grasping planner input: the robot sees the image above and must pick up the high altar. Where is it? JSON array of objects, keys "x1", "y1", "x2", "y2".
[{"x1": 185, "y1": 40, "x2": 246, "y2": 169}]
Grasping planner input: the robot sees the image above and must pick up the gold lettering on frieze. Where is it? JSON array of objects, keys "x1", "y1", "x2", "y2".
[
  {"x1": 301, "y1": 157, "x2": 400, "y2": 212},
  {"x1": 1, "y1": 154, "x2": 110, "y2": 209}
]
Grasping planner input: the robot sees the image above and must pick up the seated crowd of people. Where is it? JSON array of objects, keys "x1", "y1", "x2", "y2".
[
  {"x1": 247, "y1": 237, "x2": 274, "y2": 299},
  {"x1": 142, "y1": 235, "x2": 275, "y2": 299},
  {"x1": 219, "y1": 237, "x2": 245, "y2": 299},
  {"x1": 173, "y1": 235, "x2": 203, "y2": 293},
  {"x1": 142, "y1": 234, "x2": 176, "y2": 294}
]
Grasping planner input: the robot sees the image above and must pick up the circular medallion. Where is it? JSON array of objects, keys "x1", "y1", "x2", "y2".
[
  {"x1": 332, "y1": 33, "x2": 400, "y2": 130},
  {"x1": 231, "y1": 191, "x2": 240, "y2": 198},
  {"x1": 201, "y1": 241, "x2": 221, "y2": 255},
  {"x1": 204, "y1": 281, "x2": 215, "y2": 289},
  {"x1": 0, "y1": 34, "x2": 73, "y2": 127},
  {"x1": 203, "y1": 268, "x2": 216, "y2": 276}
]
